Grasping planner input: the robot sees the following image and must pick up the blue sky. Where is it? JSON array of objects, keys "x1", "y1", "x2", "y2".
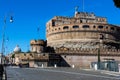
[{"x1": 0, "y1": 0, "x2": 120, "y2": 54}]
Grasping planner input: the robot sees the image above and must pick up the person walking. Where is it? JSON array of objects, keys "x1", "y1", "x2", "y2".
[{"x1": 0, "y1": 64, "x2": 4, "y2": 80}]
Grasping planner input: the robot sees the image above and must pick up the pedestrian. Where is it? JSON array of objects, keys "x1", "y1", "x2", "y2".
[{"x1": 0, "y1": 64, "x2": 4, "y2": 80}]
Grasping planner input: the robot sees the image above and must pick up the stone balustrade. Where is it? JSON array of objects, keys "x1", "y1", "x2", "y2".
[{"x1": 55, "y1": 48, "x2": 120, "y2": 56}]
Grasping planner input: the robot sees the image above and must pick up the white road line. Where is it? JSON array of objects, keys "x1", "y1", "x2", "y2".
[{"x1": 39, "y1": 69, "x2": 120, "y2": 80}]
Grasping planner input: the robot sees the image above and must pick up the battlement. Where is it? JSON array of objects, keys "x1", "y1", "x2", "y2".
[
  {"x1": 30, "y1": 40, "x2": 45, "y2": 46},
  {"x1": 55, "y1": 48, "x2": 120, "y2": 56},
  {"x1": 46, "y1": 12, "x2": 107, "y2": 28}
]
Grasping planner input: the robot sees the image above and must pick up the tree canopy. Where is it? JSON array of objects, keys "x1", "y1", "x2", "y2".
[{"x1": 113, "y1": 0, "x2": 120, "y2": 8}]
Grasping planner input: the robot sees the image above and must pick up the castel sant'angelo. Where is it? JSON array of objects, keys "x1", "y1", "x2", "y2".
[
  {"x1": 46, "y1": 8, "x2": 120, "y2": 68},
  {"x1": 12, "y1": 8, "x2": 120, "y2": 69},
  {"x1": 46, "y1": 10, "x2": 120, "y2": 50}
]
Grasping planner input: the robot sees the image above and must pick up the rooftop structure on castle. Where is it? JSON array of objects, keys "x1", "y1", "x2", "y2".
[{"x1": 46, "y1": 11, "x2": 120, "y2": 50}]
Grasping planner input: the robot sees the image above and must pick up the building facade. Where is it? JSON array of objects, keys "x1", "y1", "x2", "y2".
[
  {"x1": 10, "y1": 40, "x2": 60, "y2": 68},
  {"x1": 46, "y1": 11, "x2": 120, "y2": 50},
  {"x1": 8, "y1": 11, "x2": 120, "y2": 69},
  {"x1": 46, "y1": 11, "x2": 120, "y2": 68}
]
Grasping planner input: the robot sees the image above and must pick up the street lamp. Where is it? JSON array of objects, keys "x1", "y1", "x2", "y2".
[
  {"x1": 0, "y1": 16, "x2": 13, "y2": 64},
  {"x1": 97, "y1": 34, "x2": 104, "y2": 69}
]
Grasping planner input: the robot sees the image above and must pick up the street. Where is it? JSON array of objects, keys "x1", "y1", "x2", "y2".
[{"x1": 6, "y1": 67, "x2": 120, "y2": 80}]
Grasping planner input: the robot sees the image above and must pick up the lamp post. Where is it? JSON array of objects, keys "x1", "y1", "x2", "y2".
[
  {"x1": 0, "y1": 16, "x2": 13, "y2": 64},
  {"x1": 98, "y1": 34, "x2": 104, "y2": 69}
]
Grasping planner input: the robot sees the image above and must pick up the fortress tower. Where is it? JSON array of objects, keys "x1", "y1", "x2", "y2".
[
  {"x1": 30, "y1": 40, "x2": 46, "y2": 53},
  {"x1": 46, "y1": 11, "x2": 120, "y2": 68},
  {"x1": 46, "y1": 11, "x2": 120, "y2": 50}
]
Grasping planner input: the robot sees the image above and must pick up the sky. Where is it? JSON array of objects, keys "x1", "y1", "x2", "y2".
[{"x1": 0, "y1": 0, "x2": 120, "y2": 54}]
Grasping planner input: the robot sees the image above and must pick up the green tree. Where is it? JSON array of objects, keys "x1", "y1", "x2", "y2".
[
  {"x1": 12, "y1": 54, "x2": 15, "y2": 58},
  {"x1": 113, "y1": 0, "x2": 120, "y2": 8}
]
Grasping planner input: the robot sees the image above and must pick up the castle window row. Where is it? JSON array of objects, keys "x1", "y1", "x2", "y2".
[{"x1": 48, "y1": 25, "x2": 120, "y2": 33}]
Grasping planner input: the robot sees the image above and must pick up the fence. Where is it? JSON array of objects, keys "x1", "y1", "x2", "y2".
[{"x1": 91, "y1": 60, "x2": 119, "y2": 72}]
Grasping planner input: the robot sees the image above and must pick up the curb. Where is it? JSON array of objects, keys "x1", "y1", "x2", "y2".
[
  {"x1": 100, "y1": 70, "x2": 120, "y2": 76},
  {"x1": 83, "y1": 69, "x2": 120, "y2": 76}
]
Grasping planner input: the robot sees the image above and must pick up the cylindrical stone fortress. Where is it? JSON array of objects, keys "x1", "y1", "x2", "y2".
[{"x1": 46, "y1": 12, "x2": 120, "y2": 50}]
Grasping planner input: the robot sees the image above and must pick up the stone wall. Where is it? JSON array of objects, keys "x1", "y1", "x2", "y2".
[
  {"x1": 47, "y1": 24, "x2": 120, "y2": 42},
  {"x1": 46, "y1": 13, "x2": 120, "y2": 49},
  {"x1": 46, "y1": 12, "x2": 120, "y2": 68},
  {"x1": 53, "y1": 48, "x2": 120, "y2": 68},
  {"x1": 60, "y1": 55, "x2": 120, "y2": 68}
]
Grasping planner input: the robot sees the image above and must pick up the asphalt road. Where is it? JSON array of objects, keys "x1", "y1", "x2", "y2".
[{"x1": 6, "y1": 67, "x2": 120, "y2": 80}]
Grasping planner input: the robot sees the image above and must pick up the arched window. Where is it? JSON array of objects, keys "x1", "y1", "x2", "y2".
[
  {"x1": 82, "y1": 25, "x2": 90, "y2": 28},
  {"x1": 63, "y1": 26, "x2": 69, "y2": 30},
  {"x1": 98, "y1": 25, "x2": 103, "y2": 29},
  {"x1": 58, "y1": 28, "x2": 61, "y2": 30},
  {"x1": 93, "y1": 25, "x2": 96, "y2": 28},
  {"x1": 73, "y1": 25, "x2": 79, "y2": 28}
]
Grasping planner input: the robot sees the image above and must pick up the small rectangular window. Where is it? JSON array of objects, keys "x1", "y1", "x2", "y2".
[
  {"x1": 63, "y1": 26, "x2": 69, "y2": 29},
  {"x1": 111, "y1": 27, "x2": 114, "y2": 30},
  {"x1": 52, "y1": 20, "x2": 55, "y2": 26},
  {"x1": 98, "y1": 26, "x2": 103, "y2": 29},
  {"x1": 73, "y1": 25, "x2": 79, "y2": 28},
  {"x1": 83, "y1": 25, "x2": 89, "y2": 28}
]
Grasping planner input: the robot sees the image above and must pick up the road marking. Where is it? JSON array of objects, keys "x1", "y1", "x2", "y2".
[{"x1": 39, "y1": 69, "x2": 120, "y2": 80}]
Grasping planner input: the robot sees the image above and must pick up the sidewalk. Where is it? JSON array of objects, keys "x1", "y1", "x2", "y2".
[
  {"x1": 83, "y1": 68, "x2": 120, "y2": 77},
  {"x1": 99, "y1": 70, "x2": 120, "y2": 76}
]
